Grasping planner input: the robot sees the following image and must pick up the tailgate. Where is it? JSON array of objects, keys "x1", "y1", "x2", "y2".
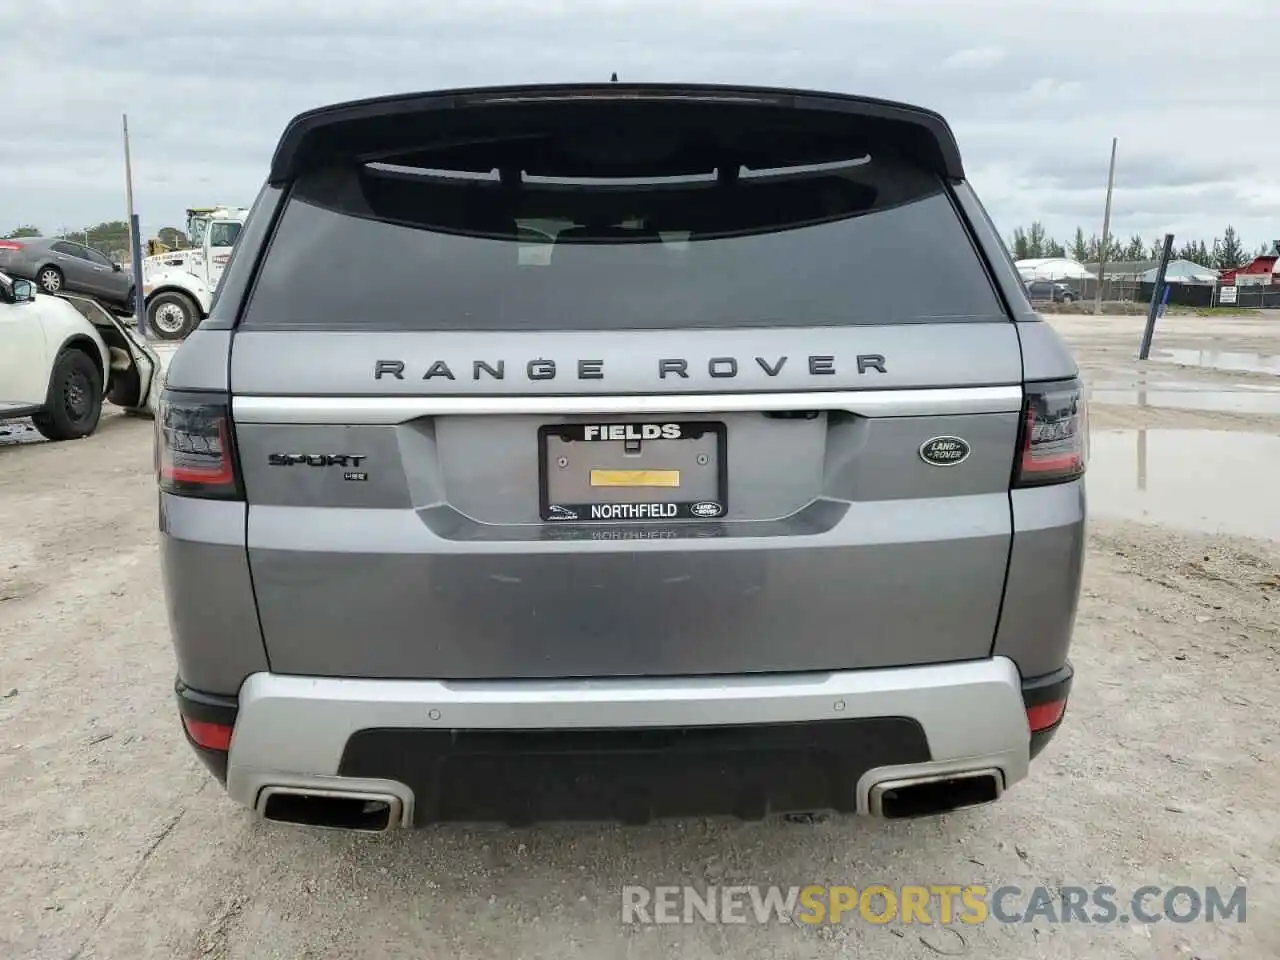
[{"x1": 230, "y1": 85, "x2": 1024, "y2": 680}]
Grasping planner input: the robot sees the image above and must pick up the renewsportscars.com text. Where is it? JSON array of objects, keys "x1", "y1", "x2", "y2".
[{"x1": 621, "y1": 884, "x2": 1247, "y2": 926}]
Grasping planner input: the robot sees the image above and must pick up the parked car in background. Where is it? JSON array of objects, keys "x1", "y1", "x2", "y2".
[
  {"x1": 159, "y1": 83, "x2": 1086, "y2": 832},
  {"x1": 1, "y1": 271, "x2": 162, "y2": 440},
  {"x1": 1024, "y1": 279, "x2": 1077, "y2": 304},
  {"x1": 0, "y1": 236, "x2": 135, "y2": 314}
]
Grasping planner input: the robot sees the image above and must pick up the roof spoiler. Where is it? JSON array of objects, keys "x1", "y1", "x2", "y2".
[{"x1": 266, "y1": 83, "x2": 965, "y2": 185}]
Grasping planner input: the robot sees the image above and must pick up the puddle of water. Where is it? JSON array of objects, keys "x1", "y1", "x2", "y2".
[
  {"x1": 1088, "y1": 388, "x2": 1280, "y2": 415},
  {"x1": 0, "y1": 420, "x2": 46, "y2": 447},
  {"x1": 1087, "y1": 428, "x2": 1280, "y2": 540},
  {"x1": 1151, "y1": 348, "x2": 1280, "y2": 376},
  {"x1": 1089, "y1": 379, "x2": 1280, "y2": 394}
]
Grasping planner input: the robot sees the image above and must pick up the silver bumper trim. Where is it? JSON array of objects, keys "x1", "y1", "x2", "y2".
[
  {"x1": 226, "y1": 658, "x2": 1032, "y2": 817},
  {"x1": 231, "y1": 385, "x2": 1024, "y2": 424}
]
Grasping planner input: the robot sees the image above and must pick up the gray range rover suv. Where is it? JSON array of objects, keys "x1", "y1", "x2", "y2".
[{"x1": 158, "y1": 83, "x2": 1086, "y2": 831}]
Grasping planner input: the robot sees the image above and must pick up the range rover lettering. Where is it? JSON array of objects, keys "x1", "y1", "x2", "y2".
[
  {"x1": 371, "y1": 354, "x2": 887, "y2": 382},
  {"x1": 157, "y1": 83, "x2": 1085, "y2": 831}
]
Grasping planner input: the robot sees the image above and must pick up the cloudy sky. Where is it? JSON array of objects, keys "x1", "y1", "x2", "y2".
[{"x1": 1, "y1": 0, "x2": 1277, "y2": 253}]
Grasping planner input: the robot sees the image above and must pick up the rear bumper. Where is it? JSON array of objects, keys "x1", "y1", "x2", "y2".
[{"x1": 178, "y1": 657, "x2": 1070, "y2": 826}]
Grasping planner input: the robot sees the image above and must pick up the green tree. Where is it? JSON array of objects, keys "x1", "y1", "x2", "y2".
[
  {"x1": 1087, "y1": 234, "x2": 1123, "y2": 265},
  {"x1": 1010, "y1": 227, "x2": 1030, "y2": 260},
  {"x1": 1069, "y1": 227, "x2": 1090, "y2": 263},
  {"x1": 1027, "y1": 221, "x2": 1050, "y2": 258},
  {"x1": 1009, "y1": 223, "x2": 1259, "y2": 268},
  {"x1": 157, "y1": 226, "x2": 189, "y2": 248},
  {"x1": 1007, "y1": 221, "x2": 1062, "y2": 259},
  {"x1": 79, "y1": 220, "x2": 130, "y2": 254},
  {"x1": 1122, "y1": 234, "x2": 1146, "y2": 261},
  {"x1": 2, "y1": 225, "x2": 41, "y2": 239},
  {"x1": 1214, "y1": 225, "x2": 1246, "y2": 269}
]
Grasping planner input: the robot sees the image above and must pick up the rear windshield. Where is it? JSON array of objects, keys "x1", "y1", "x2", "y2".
[{"x1": 243, "y1": 155, "x2": 1005, "y2": 331}]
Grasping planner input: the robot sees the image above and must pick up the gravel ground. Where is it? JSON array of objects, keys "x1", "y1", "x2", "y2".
[{"x1": 1, "y1": 314, "x2": 1278, "y2": 959}]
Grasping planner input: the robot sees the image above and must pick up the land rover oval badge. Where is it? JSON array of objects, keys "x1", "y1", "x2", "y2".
[{"x1": 919, "y1": 436, "x2": 971, "y2": 467}]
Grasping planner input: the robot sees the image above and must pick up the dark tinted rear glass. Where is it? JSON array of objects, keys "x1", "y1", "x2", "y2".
[{"x1": 243, "y1": 155, "x2": 1005, "y2": 331}]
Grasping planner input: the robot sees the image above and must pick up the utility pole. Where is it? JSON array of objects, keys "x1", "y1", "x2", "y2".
[
  {"x1": 123, "y1": 114, "x2": 135, "y2": 251},
  {"x1": 123, "y1": 113, "x2": 147, "y2": 334},
  {"x1": 1093, "y1": 137, "x2": 1117, "y2": 315}
]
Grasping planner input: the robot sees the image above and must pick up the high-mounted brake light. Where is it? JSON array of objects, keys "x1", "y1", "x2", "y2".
[
  {"x1": 156, "y1": 390, "x2": 243, "y2": 499},
  {"x1": 1014, "y1": 378, "x2": 1087, "y2": 487}
]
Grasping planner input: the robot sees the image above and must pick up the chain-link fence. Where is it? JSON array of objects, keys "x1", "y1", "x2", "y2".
[
  {"x1": 1045, "y1": 276, "x2": 1197, "y2": 305},
  {"x1": 1072, "y1": 278, "x2": 1143, "y2": 303},
  {"x1": 1213, "y1": 283, "x2": 1280, "y2": 309},
  {"x1": 1031, "y1": 274, "x2": 1280, "y2": 309}
]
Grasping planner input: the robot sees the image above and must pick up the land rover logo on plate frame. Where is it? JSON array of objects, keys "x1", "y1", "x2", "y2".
[{"x1": 919, "y1": 436, "x2": 970, "y2": 467}]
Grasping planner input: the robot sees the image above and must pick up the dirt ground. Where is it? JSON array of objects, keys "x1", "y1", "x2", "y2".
[{"x1": 1, "y1": 314, "x2": 1278, "y2": 959}]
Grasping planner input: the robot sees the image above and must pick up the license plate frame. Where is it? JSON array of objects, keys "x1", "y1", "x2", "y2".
[{"x1": 538, "y1": 420, "x2": 728, "y2": 523}]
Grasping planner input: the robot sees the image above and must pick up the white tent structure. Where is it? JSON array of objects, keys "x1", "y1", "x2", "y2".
[
  {"x1": 1014, "y1": 258, "x2": 1097, "y2": 281},
  {"x1": 1137, "y1": 260, "x2": 1218, "y2": 285}
]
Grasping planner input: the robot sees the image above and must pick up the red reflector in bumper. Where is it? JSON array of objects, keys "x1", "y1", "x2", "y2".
[
  {"x1": 1026, "y1": 699, "x2": 1067, "y2": 733},
  {"x1": 183, "y1": 717, "x2": 234, "y2": 751}
]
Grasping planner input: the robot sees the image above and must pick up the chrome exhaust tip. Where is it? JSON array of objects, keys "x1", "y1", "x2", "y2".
[
  {"x1": 256, "y1": 786, "x2": 403, "y2": 832},
  {"x1": 868, "y1": 768, "x2": 1004, "y2": 819}
]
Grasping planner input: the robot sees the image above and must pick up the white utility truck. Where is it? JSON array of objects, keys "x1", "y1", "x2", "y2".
[{"x1": 141, "y1": 205, "x2": 248, "y2": 340}]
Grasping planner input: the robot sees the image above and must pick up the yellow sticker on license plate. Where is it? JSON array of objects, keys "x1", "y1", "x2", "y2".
[{"x1": 589, "y1": 469, "x2": 681, "y2": 488}]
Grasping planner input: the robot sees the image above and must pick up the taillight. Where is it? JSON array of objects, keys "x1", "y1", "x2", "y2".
[
  {"x1": 156, "y1": 390, "x2": 243, "y2": 499},
  {"x1": 0, "y1": 240, "x2": 24, "y2": 251},
  {"x1": 1026, "y1": 699, "x2": 1067, "y2": 733},
  {"x1": 1014, "y1": 378, "x2": 1087, "y2": 487},
  {"x1": 182, "y1": 717, "x2": 234, "y2": 751}
]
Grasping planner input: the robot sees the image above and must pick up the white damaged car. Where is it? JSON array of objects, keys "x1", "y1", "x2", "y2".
[{"x1": 0, "y1": 270, "x2": 164, "y2": 440}]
